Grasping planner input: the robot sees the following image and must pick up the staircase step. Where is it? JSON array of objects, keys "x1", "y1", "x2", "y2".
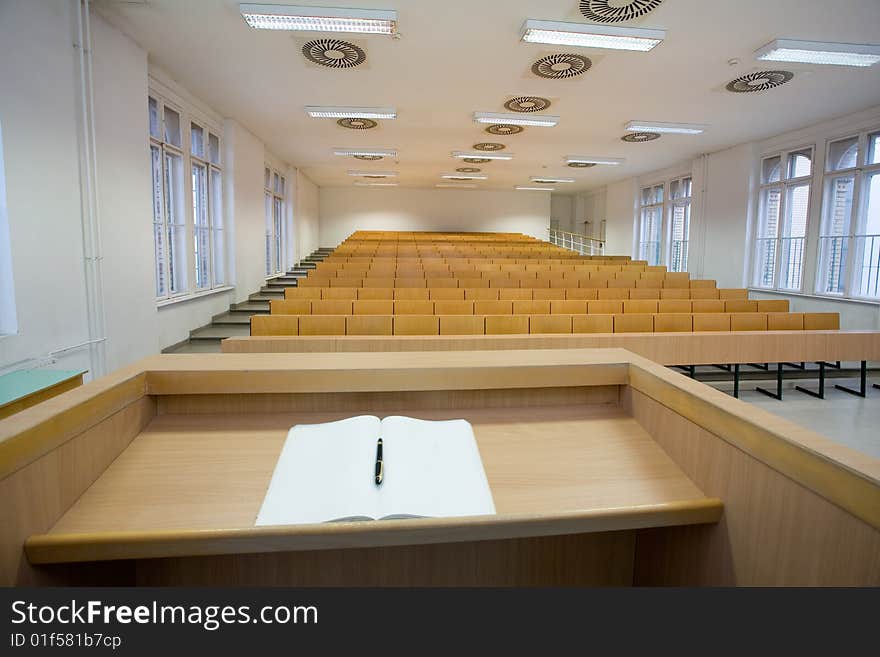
[
  {"x1": 162, "y1": 341, "x2": 223, "y2": 354},
  {"x1": 266, "y1": 278, "x2": 301, "y2": 288},
  {"x1": 230, "y1": 301, "x2": 270, "y2": 313},
  {"x1": 249, "y1": 293, "x2": 281, "y2": 302},
  {"x1": 211, "y1": 312, "x2": 252, "y2": 325},
  {"x1": 189, "y1": 325, "x2": 251, "y2": 341},
  {"x1": 259, "y1": 286, "x2": 286, "y2": 296}
]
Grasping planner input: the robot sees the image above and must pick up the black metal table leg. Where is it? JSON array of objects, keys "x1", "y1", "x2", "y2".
[
  {"x1": 836, "y1": 361, "x2": 867, "y2": 397},
  {"x1": 784, "y1": 361, "x2": 805, "y2": 369},
  {"x1": 756, "y1": 363, "x2": 784, "y2": 400},
  {"x1": 749, "y1": 362, "x2": 769, "y2": 370},
  {"x1": 795, "y1": 362, "x2": 825, "y2": 399},
  {"x1": 733, "y1": 364, "x2": 740, "y2": 398},
  {"x1": 714, "y1": 364, "x2": 732, "y2": 372}
]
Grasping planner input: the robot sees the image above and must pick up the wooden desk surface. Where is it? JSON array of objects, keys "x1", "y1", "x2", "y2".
[{"x1": 29, "y1": 404, "x2": 720, "y2": 563}]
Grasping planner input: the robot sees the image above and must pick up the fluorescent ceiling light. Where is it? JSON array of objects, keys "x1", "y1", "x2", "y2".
[
  {"x1": 347, "y1": 170, "x2": 398, "y2": 177},
  {"x1": 473, "y1": 112, "x2": 559, "y2": 127},
  {"x1": 441, "y1": 173, "x2": 488, "y2": 180},
  {"x1": 755, "y1": 38, "x2": 880, "y2": 67},
  {"x1": 354, "y1": 182, "x2": 398, "y2": 187},
  {"x1": 452, "y1": 151, "x2": 514, "y2": 161},
  {"x1": 530, "y1": 177, "x2": 575, "y2": 184},
  {"x1": 240, "y1": 4, "x2": 397, "y2": 35},
  {"x1": 516, "y1": 186, "x2": 555, "y2": 191},
  {"x1": 436, "y1": 183, "x2": 477, "y2": 189},
  {"x1": 306, "y1": 106, "x2": 396, "y2": 119},
  {"x1": 565, "y1": 155, "x2": 625, "y2": 166},
  {"x1": 625, "y1": 121, "x2": 707, "y2": 135},
  {"x1": 521, "y1": 19, "x2": 664, "y2": 52},
  {"x1": 334, "y1": 148, "x2": 397, "y2": 158}
]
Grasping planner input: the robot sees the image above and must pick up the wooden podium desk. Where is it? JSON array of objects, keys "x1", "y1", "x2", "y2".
[{"x1": 1, "y1": 349, "x2": 878, "y2": 586}]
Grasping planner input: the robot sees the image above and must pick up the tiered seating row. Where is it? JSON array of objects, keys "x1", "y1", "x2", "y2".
[
  {"x1": 285, "y1": 287, "x2": 747, "y2": 301},
  {"x1": 251, "y1": 312, "x2": 840, "y2": 336}
]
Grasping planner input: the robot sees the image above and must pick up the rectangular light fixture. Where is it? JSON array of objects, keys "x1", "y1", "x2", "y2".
[
  {"x1": 521, "y1": 19, "x2": 664, "y2": 52},
  {"x1": 755, "y1": 38, "x2": 880, "y2": 67},
  {"x1": 565, "y1": 155, "x2": 625, "y2": 166},
  {"x1": 347, "y1": 170, "x2": 398, "y2": 177},
  {"x1": 354, "y1": 182, "x2": 398, "y2": 187},
  {"x1": 441, "y1": 173, "x2": 488, "y2": 180},
  {"x1": 452, "y1": 151, "x2": 514, "y2": 161},
  {"x1": 473, "y1": 112, "x2": 559, "y2": 128},
  {"x1": 240, "y1": 4, "x2": 397, "y2": 35},
  {"x1": 306, "y1": 106, "x2": 396, "y2": 120},
  {"x1": 334, "y1": 148, "x2": 397, "y2": 158},
  {"x1": 436, "y1": 183, "x2": 477, "y2": 189},
  {"x1": 625, "y1": 121, "x2": 707, "y2": 135},
  {"x1": 530, "y1": 177, "x2": 574, "y2": 184},
  {"x1": 516, "y1": 186, "x2": 555, "y2": 191}
]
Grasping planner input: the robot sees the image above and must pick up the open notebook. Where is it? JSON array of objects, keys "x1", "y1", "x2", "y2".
[{"x1": 255, "y1": 415, "x2": 496, "y2": 526}]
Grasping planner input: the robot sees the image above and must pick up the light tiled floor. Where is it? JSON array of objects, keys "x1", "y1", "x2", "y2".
[{"x1": 709, "y1": 376, "x2": 880, "y2": 458}]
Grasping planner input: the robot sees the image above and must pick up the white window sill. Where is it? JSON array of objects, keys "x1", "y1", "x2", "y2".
[
  {"x1": 156, "y1": 285, "x2": 234, "y2": 309},
  {"x1": 748, "y1": 288, "x2": 880, "y2": 307}
]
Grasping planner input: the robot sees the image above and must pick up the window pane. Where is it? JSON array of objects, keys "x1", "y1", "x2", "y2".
[
  {"x1": 265, "y1": 192, "x2": 273, "y2": 276},
  {"x1": 640, "y1": 187, "x2": 652, "y2": 206},
  {"x1": 669, "y1": 202, "x2": 690, "y2": 273},
  {"x1": 817, "y1": 175, "x2": 854, "y2": 295},
  {"x1": 192, "y1": 162, "x2": 209, "y2": 289},
  {"x1": 209, "y1": 133, "x2": 220, "y2": 164},
  {"x1": 638, "y1": 206, "x2": 662, "y2": 265},
  {"x1": 680, "y1": 177, "x2": 692, "y2": 198},
  {"x1": 868, "y1": 132, "x2": 880, "y2": 166},
  {"x1": 822, "y1": 175, "x2": 855, "y2": 236},
  {"x1": 787, "y1": 149, "x2": 812, "y2": 179},
  {"x1": 778, "y1": 183, "x2": 809, "y2": 290},
  {"x1": 762, "y1": 156, "x2": 781, "y2": 184},
  {"x1": 754, "y1": 187, "x2": 781, "y2": 288},
  {"x1": 164, "y1": 151, "x2": 186, "y2": 293},
  {"x1": 265, "y1": 167, "x2": 271, "y2": 189},
  {"x1": 669, "y1": 180, "x2": 680, "y2": 200},
  {"x1": 758, "y1": 187, "x2": 781, "y2": 238},
  {"x1": 164, "y1": 107, "x2": 181, "y2": 147},
  {"x1": 273, "y1": 173, "x2": 281, "y2": 195},
  {"x1": 148, "y1": 97, "x2": 161, "y2": 139},
  {"x1": 827, "y1": 136, "x2": 858, "y2": 171},
  {"x1": 210, "y1": 169, "x2": 224, "y2": 286},
  {"x1": 168, "y1": 225, "x2": 187, "y2": 294},
  {"x1": 274, "y1": 197, "x2": 283, "y2": 272},
  {"x1": 150, "y1": 144, "x2": 165, "y2": 297},
  {"x1": 817, "y1": 236, "x2": 848, "y2": 295},
  {"x1": 191, "y1": 122, "x2": 204, "y2": 158},
  {"x1": 279, "y1": 176, "x2": 285, "y2": 196},
  {"x1": 853, "y1": 172, "x2": 880, "y2": 298},
  {"x1": 153, "y1": 224, "x2": 166, "y2": 297},
  {"x1": 653, "y1": 184, "x2": 664, "y2": 204}
]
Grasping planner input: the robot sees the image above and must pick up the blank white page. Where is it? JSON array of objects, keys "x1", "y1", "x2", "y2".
[
  {"x1": 255, "y1": 415, "x2": 382, "y2": 526},
  {"x1": 377, "y1": 416, "x2": 496, "y2": 519}
]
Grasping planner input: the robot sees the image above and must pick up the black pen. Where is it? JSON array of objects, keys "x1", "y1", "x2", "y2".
[{"x1": 374, "y1": 437, "x2": 384, "y2": 486}]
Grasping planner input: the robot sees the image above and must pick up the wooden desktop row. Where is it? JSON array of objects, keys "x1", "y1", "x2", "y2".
[
  {"x1": 284, "y1": 286, "x2": 751, "y2": 301},
  {"x1": 251, "y1": 311, "x2": 841, "y2": 337},
  {"x1": 270, "y1": 298, "x2": 794, "y2": 316}
]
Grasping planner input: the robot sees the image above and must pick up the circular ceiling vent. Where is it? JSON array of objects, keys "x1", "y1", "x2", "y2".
[
  {"x1": 456, "y1": 167, "x2": 481, "y2": 173},
  {"x1": 337, "y1": 118, "x2": 377, "y2": 130},
  {"x1": 579, "y1": 0, "x2": 663, "y2": 23},
  {"x1": 504, "y1": 96, "x2": 551, "y2": 113},
  {"x1": 463, "y1": 157, "x2": 491, "y2": 164},
  {"x1": 621, "y1": 132, "x2": 660, "y2": 143},
  {"x1": 302, "y1": 39, "x2": 366, "y2": 68},
  {"x1": 362, "y1": 174, "x2": 388, "y2": 179},
  {"x1": 531, "y1": 54, "x2": 592, "y2": 79},
  {"x1": 486, "y1": 124, "x2": 524, "y2": 136},
  {"x1": 353, "y1": 154, "x2": 383, "y2": 160},
  {"x1": 568, "y1": 162, "x2": 597, "y2": 168},
  {"x1": 726, "y1": 70, "x2": 794, "y2": 93},
  {"x1": 473, "y1": 142, "x2": 505, "y2": 151},
  {"x1": 447, "y1": 177, "x2": 478, "y2": 181}
]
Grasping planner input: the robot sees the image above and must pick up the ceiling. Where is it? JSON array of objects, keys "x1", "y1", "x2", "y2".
[{"x1": 96, "y1": 0, "x2": 880, "y2": 194}]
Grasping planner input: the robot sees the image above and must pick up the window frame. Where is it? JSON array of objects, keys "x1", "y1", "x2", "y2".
[
  {"x1": 149, "y1": 89, "x2": 227, "y2": 304},
  {"x1": 816, "y1": 128, "x2": 880, "y2": 300},
  {"x1": 751, "y1": 146, "x2": 814, "y2": 292},
  {"x1": 264, "y1": 165, "x2": 287, "y2": 277},
  {"x1": 637, "y1": 183, "x2": 665, "y2": 266},
  {"x1": 667, "y1": 175, "x2": 693, "y2": 273},
  {"x1": 636, "y1": 175, "x2": 693, "y2": 271}
]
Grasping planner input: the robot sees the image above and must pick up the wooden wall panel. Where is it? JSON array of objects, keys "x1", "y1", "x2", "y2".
[{"x1": 625, "y1": 389, "x2": 880, "y2": 586}]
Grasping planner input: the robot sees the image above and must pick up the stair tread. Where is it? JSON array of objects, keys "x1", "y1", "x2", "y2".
[
  {"x1": 190, "y1": 325, "x2": 251, "y2": 339},
  {"x1": 163, "y1": 341, "x2": 223, "y2": 354},
  {"x1": 211, "y1": 312, "x2": 252, "y2": 325},
  {"x1": 230, "y1": 302, "x2": 270, "y2": 312}
]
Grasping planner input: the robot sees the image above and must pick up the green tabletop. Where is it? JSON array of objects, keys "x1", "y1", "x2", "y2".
[{"x1": 0, "y1": 369, "x2": 86, "y2": 408}]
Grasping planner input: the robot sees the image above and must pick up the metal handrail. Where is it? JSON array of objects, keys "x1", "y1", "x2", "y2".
[{"x1": 547, "y1": 228, "x2": 605, "y2": 256}]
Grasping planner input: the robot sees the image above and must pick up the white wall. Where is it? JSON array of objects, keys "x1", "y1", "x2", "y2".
[
  {"x1": 319, "y1": 188, "x2": 551, "y2": 246},
  {"x1": 0, "y1": 0, "x2": 92, "y2": 375},
  {"x1": 604, "y1": 178, "x2": 638, "y2": 258},
  {"x1": 0, "y1": 3, "x2": 319, "y2": 372},
  {"x1": 550, "y1": 195, "x2": 573, "y2": 232},
  {"x1": 295, "y1": 171, "x2": 320, "y2": 261}
]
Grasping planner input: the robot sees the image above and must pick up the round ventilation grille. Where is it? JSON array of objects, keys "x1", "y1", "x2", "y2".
[
  {"x1": 463, "y1": 157, "x2": 491, "y2": 164},
  {"x1": 353, "y1": 154, "x2": 382, "y2": 160},
  {"x1": 473, "y1": 142, "x2": 505, "y2": 151},
  {"x1": 568, "y1": 162, "x2": 597, "y2": 168},
  {"x1": 362, "y1": 174, "x2": 387, "y2": 179},
  {"x1": 531, "y1": 54, "x2": 592, "y2": 79},
  {"x1": 486, "y1": 124, "x2": 524, "y2": 136},
  {"x1": 456, "y1": 167, "x2": 481, "y2": 173},
  {"x1": 726, "y1": 70, "x2": 794, "y2": 93},
  {"x1": 504, "y1": 96, "x2": 551, "y2": 113},
  {"x1": 302, "y1": 39, "x2": 366, "y2": 68},
  {"x1": 579, "y1": 0, "x2": 663, "y2": 23},
  {"x1": 337, "y1": 118, "x2": 377, "y2": 130},
  {"x1": 621, "y1": 132, "x2": 660, "y2": 143}
]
